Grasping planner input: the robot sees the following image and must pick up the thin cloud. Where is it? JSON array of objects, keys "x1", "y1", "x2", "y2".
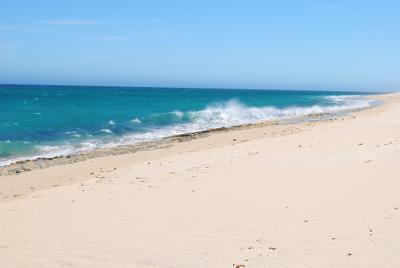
[{"x1": 36, "y1": 19, "x2": 99, "y2": 25}]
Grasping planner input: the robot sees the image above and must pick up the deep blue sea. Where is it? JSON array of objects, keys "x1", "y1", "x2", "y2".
[{"x1": 0, "y1": 84, "x2": 378, "y2": 166}]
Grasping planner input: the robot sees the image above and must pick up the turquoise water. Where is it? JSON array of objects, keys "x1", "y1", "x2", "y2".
[{"x1": 0, "y1": 84, "x2": 377, "y2": 166}]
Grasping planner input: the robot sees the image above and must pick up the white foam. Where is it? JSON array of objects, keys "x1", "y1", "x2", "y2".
[
  {"x1": 100, "y1": 95, "x2": 375, "y2": 148},
  {"x1": 183, "y1": 96, "x2": 374, "y2": 129},
  {"x1": 65, "y1": 131, "x2": 82, "y2": 138},
  {"x1": 107, "y1": 95, "x2": 375, "y2": 147},
  {"x1": 172, "y1": 110, "x2": 184, "y2": 118},
  {"x1": 100, "y1": 128, "x2": 113, "y2": 133},
  {"x1": 131, "y1": 118, "x2": 142, "y2": 124},
  {"x1": 325, "y1": 95, "x2": 375, "y2": 109},
  {"x1": 0, "y1": 142, "x2": 99, "y2": 167}
]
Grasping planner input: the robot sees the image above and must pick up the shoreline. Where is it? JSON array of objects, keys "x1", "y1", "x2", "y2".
[
  {"x1": 0, "y1": 93, "x2": 393, "y2": 201},
  {"x1": 0, "y1": 121, "x2": 277, "y2": 176},
  {"x1": 1, "y1": 92, "x2": 400, "y2": 267},
  {"x1": 0, "y1": 94, "x2": 382, "y2": 176}
]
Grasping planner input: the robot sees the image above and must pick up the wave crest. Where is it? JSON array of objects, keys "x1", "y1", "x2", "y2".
[{"x1": 186, "y1": 95, "x2": 374, "y2": 128}]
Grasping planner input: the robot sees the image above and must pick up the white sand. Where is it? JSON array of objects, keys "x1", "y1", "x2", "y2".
[{"x1": 1, "y1": 93, "x2": 400, "y2": 267}]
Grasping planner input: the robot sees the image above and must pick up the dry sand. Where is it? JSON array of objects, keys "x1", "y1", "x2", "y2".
[{"x1": 1, "y1": 93, "x2": 400, "y2": 267}]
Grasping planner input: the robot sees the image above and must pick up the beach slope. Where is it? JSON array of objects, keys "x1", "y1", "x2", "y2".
[{"x1": 1, "y1": 93, "x2": 400, "y2": 267}]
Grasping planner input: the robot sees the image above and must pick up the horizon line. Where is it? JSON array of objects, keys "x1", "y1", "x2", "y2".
[{"x1": 0, "y1": 82, "x2": 389, "y2": 93}]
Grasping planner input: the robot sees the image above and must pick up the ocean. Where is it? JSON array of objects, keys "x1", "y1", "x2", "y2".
[{"x1": 0, "y1": 84, "x2": 379, "y2": 166}]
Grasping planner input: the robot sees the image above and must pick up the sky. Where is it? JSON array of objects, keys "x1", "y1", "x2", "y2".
[{"x1": 0, "y1": 0, "x2": 399, "y2": 91}]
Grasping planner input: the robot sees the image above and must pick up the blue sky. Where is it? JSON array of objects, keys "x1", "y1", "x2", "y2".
[{"x1": 1, "y1": 0, "x2": 399, "y2": 91}]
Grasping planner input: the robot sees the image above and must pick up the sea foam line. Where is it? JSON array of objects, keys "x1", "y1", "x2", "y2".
[{"x1": 0, "y1": 95, "x2": 376, "y2": 167}]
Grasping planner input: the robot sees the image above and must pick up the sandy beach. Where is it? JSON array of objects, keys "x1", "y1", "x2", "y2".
[{"x1": 1, "y1": 93, "x2": 400, "y2": 267}]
